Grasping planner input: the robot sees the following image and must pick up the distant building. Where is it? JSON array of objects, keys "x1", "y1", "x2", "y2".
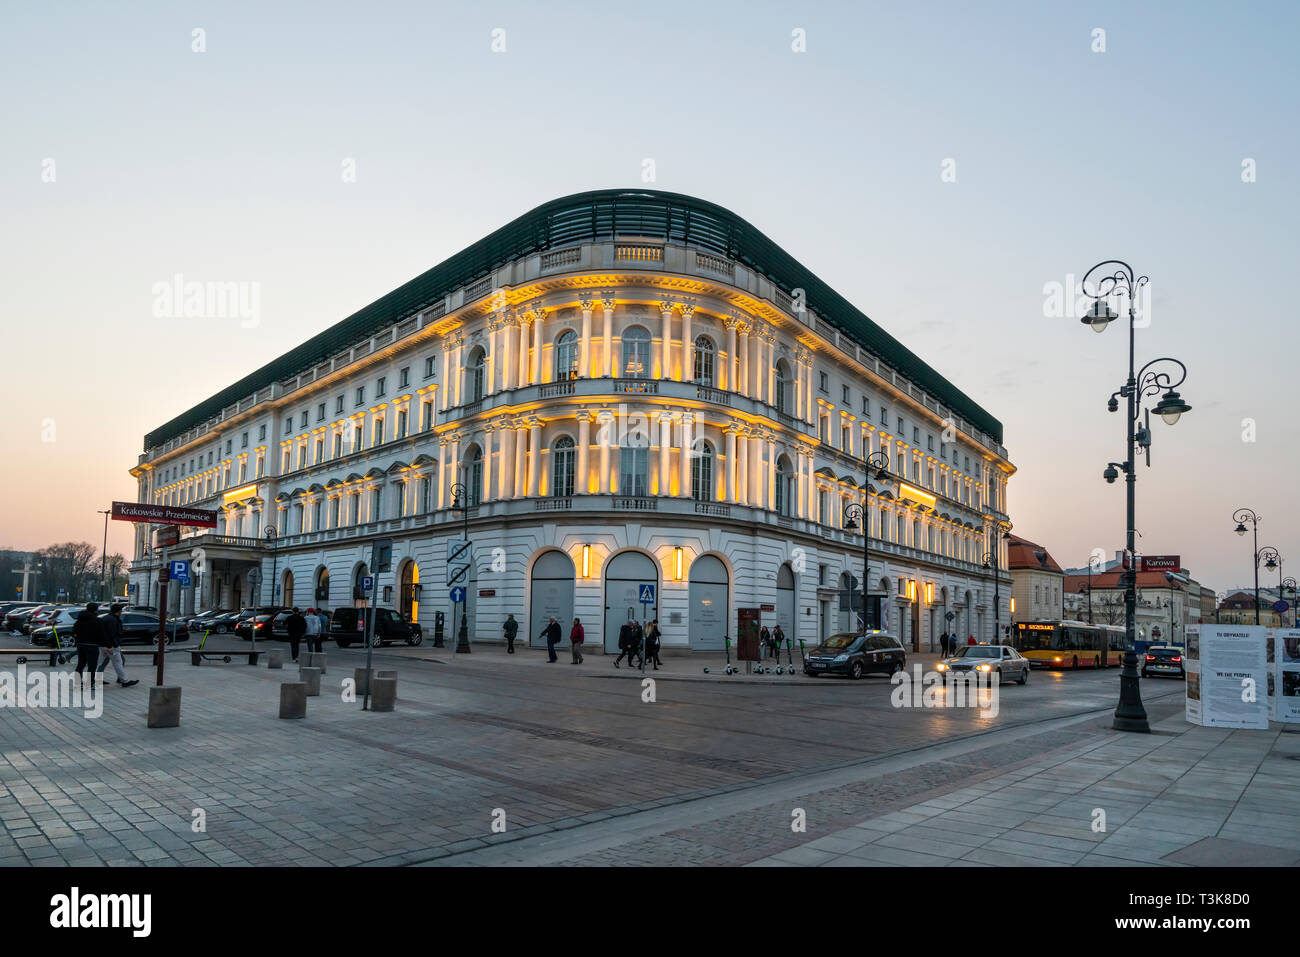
[{"x1": 1007, "y1": 535, "x2": 1064, "y2": 627}]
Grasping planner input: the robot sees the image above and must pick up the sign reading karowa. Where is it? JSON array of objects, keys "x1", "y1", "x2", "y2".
[{"x1": 110, "y1": 501, "x2": 218, "y2": 528}]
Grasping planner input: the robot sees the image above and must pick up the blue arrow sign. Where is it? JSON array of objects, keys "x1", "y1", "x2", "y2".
[
  {"x1": 450, "y1": 586, "x2": 466, "y2": 604},
  {"x1": 639, "y1": 583, "x2": 656, "y2": 604}
]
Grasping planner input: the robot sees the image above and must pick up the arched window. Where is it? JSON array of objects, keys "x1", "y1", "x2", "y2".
[
  {"x1": 467, "y1": 346, "x2": 486, "y2": 402},
  {"x1": 775, "y1": 455, "x2": 793, "y2": 516},
  {"x1": 693, "y1": 336, "x2": 715, "y2": 386},
  {"x1": 552, "y1": 436, "x2": 575, "y2": 497},
  {"x1": 621, "y1": 326, "x2": 650, "y2": 379},
  {"x1": 554, "y1": 330, "x2": 579, "y2": 381},
  {"x1": 466, "y1": 446, "x2": 483, "y2": 505},
  {"x1": 775, "y1": 360, "x2": 791, "y2": 413},
  {"x1": 692, "y1": 441, "x2": 714, "y2": 501}
]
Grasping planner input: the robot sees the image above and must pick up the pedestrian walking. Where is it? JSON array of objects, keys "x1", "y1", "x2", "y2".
[
  {"x1": 614, "y1": 617, "x2": 637, "y2": 668},
  {"x1": 759, "y1": 625, "x2": 772, "y2": 660},
  {"x1": 304, "y1": 606, "x2": 324, "y2": 653},
  {"x1": 503, "y1": 614, "x2": 518, "y2": 653},
  {"x1": 286, "y1": 607, "x2": 307, "y2": 662},
  {"x1": 773, "y1": 624, "x2": 786, "y2": 661},
  {"x1": 316, "y1": 607, "x2": 330, "y2": 635},
  {"x1": 73, "y1": 602, "x2": 104, "y2": 690},
  {"x1": 96, "y1": 603, "x2": 139, "y2": 687},
  {"x1": 543, "y1": 616, "x2": 562, "y2": 662},
  {"x1": 632, "y1": 620, "x2": 645, "y2": 668},
  {"x1": 645, "y1": 619, "x2": 662, "y2": 670},
  {"x1": 570, "y1": 617, "x2": 585, "y2": 664},
  {"x1": 939, "y1": 632, "x2": 948, "y2": 656}
]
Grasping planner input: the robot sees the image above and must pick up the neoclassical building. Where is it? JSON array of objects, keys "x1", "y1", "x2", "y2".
[{"x1": 129, "y1": 190, "x2": 1015, "y2": 653}]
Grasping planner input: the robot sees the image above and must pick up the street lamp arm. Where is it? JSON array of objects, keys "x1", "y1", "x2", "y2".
[
  {"x1": 1081, "y1": 260, "x2": 1148, "y2": 305},
  {"x1": 1135, "y1": 358, "x2": 1188, "y2": 405}
]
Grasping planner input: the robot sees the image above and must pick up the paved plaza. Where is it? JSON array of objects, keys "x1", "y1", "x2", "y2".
[{"x1": 0, "y1": 638, "x2": 1291, "y2": 867}]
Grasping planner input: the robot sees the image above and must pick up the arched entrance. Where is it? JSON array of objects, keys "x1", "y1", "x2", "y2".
[
  {"x1": 603, "y1": 551, "x2": 659, "y2": 653},
  {"x1": 688, "y1": 554, "x2": 729, "y2": 649},
  {"x1": 353, "y1": 564, "x2": 369, "y2": 607},
  {"x1": 315, "y1": 567, "x2": 331, "y2": 609},
  {"x1": 282, "y1": 569, "x2": 294, "y2": 608},
  {"x1": 400, "y1": 560, "x2": 420, "y2": 623},
  {"x1": 775, "y1": 563, "x2": 796, "y2": 638},
  {"x1": 530, "y1": 550, "x2": 575, "y2": 648}
]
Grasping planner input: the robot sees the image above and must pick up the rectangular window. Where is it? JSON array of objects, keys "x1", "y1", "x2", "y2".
[
  {"x1": 241, "y1": 432, "x2": 248, "y2": 448},
  {"x1": 421, "y1": 476, "x2": 432, "y2": 513},
  {"x1": 317, "y1": 403, "x2": 326, "y2": 422},
  {"x1": 421, "y1": 401, "x2": 433, "y2": 432},
  {"x1": 371, "y1": 487, "x2": 383, "y2": 522},
  {"x1": 619, "y1": 447, "x2": 648, "y2": 497},
  {"x1": 259, "y1": 424, "x2": 267, "y2": 441},
  {"x1": 861, "y1": 397, "x2": 869, "y2": 416},
  {"x1": 312, "y1": 500, "x2": 322, "y2": 532},
  {"x1": 879, "y1": 408, "x2": 887, "y2": 428},
  {"x1": 841, "y1": 385, "x2": 850, "y2": 404},
  {"x1": 913, "y1": 426, "x2": 920, "y2": 444},
  {"x1": 818, "y1": 372, "x2": 828, "y2": 393},
  {"x1": 284, "y1": 418, "x2": 292, "y2": 434},
  {"x1": 297, "y1": 444, "x2": 306, "y2": 470},
  {"x1": 256, "y1": 453, "x2": 265, "y2": 478},
  {"x1": 282, "y1": 450, "x2": 291, "y2": 473},
  {"x1": 300, "y1": 411, "x2": 308, "y2": 429},
  {"x1": 373, "y1": 416, "x2": 384, "y2": 446},
  {"x1": 355, "y1": 387, "x2": 365, "y2": 407},
  {"x1": 238, "y1": 462, "x2": 247, "y2": 483},
  {"x1": 315, "y1": 438, "x2": 323, "y2": 463},
  {"x1": 840, "y1": 425, "x2": 850, "y2": 451},
  {"x1": 376, "y1": 376, "x2": 386, "y2": 397},
  {"x1": 353, "y1": 424, "x2": 363, "y2": 451},
  {"x1": 396, "y1": 410, "x2": 407, "y2": 439},
  {"x1": 333, "y1": 433, "x2": 343, "y2": 458},
  {"x1": 927, "y1": 435, "x2": 934, "y2": 451},
  {"x1": 330, "y1": 497, "x2": 340, "y2": 529},
  {"x1": 399, "y1": 367, "x2": 409, "y2": 388},
  {"x1": 424, "y1": 357, "x2": 435, "y2": 378},
  {"x1": 819, "y1": 416, "x2": 828, "y2": 443},
  {"x1": 336, "y1": 395, "x2": 344, "y2": 414}
]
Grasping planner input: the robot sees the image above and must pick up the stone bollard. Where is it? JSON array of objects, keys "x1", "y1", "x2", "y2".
[
  {"x1": 301, "y1": 666, "x2": 322, "y2": 696},
  {"x1": 267, "y1": 649, "x2": 285, "y2": 670},
  {"x1": 147, "y1": 686, "x2": 182, "y2": 728},
  {"x1": 354, "y1": 668, "x2": 374, "y2": 696},
  {"x1": 371, "y1": 677, "x2": 397, "y2": 712},
  {"x1": 303, "y1": 651, "x2": 327, "y2": 675},
  {"x1": 279, "y1": 682, "x2": 307, "y2": 719}
]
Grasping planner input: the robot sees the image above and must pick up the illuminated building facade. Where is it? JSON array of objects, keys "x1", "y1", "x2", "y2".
[{"x1": 129, "y1": 190, "x2": 1014, "y2": 652}]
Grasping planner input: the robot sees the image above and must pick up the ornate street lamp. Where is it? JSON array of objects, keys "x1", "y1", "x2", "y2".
[
  {"x1": 1078, "y1": 259, "x2": 1192, "y2": 733},
  {"x1": 261, "y1": 524, "x2": 277, "y2": 661},
  {"x1": 1233, "y1": 508, "x2": 1262, "y2": 624},
  {"x1": 449, "y1": 480, "x2": 472, "y2": 653},
  {"x1": 841, "y1": 451, "x2": 891, "y2": 631},
  {"x1": 1258, "y1": 547, "x2": 1282, "y2": 625},
  {"x1": 1283, "y1": 577, "x2": 1298, "y2": 628}
]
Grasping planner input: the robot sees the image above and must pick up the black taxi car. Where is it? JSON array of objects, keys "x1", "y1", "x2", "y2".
[{"x1": 803, "y1": 631, "x2": 907, "y2": 679}]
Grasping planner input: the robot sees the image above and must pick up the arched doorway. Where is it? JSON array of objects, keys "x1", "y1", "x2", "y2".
[
  {"x1": 775, "y1": 563, "x2": 796, "y2": 639},
  {"x1": 281, "y1": 569, "x2": 294, "y2": 608},
  {"x1": 353, "y1": 563, "x2": 369, "y2": 607},
  {"x1": 315, "y1": 567, "x2": 331, "y2": 609},
  {"x1": 688, "y1": 554, "x2": 729, "y2": 649},
  {"x1": 603, "y1": 551, "x2": 658, "y2": 653},
  {"x1": 530, "y1": 550, "x2": 575, "y2": 648},
  {"x1": 400, "y1": 560, "x2": 420, "y2": 623}
]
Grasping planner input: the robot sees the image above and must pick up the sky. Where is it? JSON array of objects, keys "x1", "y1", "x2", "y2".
[{"x1": 2, "y1": 0, "x2": 1296, "y2": 595}]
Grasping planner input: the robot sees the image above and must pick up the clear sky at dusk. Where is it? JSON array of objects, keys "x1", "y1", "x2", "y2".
[{"x1": 2, "y1": 0, "x2": 1296, "y2": 592}]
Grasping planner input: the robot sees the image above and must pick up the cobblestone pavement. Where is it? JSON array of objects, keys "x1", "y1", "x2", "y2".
[{"x1": 0, "y1": 638, "x2": 1189, "y2": 866}]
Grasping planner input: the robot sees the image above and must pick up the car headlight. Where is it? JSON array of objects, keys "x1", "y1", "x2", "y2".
[
  {"x1": 935, "y1": 663, "x2": 947, "y2": 671},
  {"x1": 834, "y1": 653, "x2": 849, "y2": 662},
  {"x1": 977, "y1": 664, "x2": 991, "y2": 672}
]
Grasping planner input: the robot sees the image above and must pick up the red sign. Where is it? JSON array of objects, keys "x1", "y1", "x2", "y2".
[
  {"x1": 155, "y1": 525, "x2": 180, "y2": 548},
  {"x1": 1140, "y1": 555, "x2": 1181, "y2": 571},
  {"x1": 112, "y1": 501, "x2": 218, "y2": 528},
  {"x1": 760, "y1": 604, "x2": 775, "y2": 612},
  {"x1": 478, "y1": 589, "x2": 496, "y2": 597}
]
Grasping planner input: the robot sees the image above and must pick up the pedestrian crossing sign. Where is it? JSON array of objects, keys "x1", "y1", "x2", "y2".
[{"x1": 639, "y1": 584, "x2": 656, "y2": 604}]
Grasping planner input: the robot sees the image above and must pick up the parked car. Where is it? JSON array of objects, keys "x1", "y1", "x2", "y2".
[
  {"x1": 235, "y1": 607, "x2": 285, "y2": 640},
  {"x1": 186, "y1": 609, "x2": 231, "y2": 633},
  {"x1": 329, "y1": 607, "x2": 422, "y2": 648},
  {"x1": 803, "y1": 631, "x2": 906, "y2": 679},
  {"x1": 201, "y1": 610, "x2": 241, "y2": 634},
  {"x1": 23, "y1": 604, "x2": 73, "y2": 635},
  {"x1": 0, "y1": 601, "x2": 39, "y2": 622},
  {"x1": 1141, "y1": 645, "x2": 1186, "y2": 679},
  {"x1": 936, "y1": 644, "x2": 1030, "y2": 684},
  {"x1": 31, "y1": 611, "x2": 188, "y2": 646}
]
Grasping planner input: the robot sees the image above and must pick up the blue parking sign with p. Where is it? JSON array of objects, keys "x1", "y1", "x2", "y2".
[{"x1": 361, "y1": 576, "x2": 374, "y2": 593}]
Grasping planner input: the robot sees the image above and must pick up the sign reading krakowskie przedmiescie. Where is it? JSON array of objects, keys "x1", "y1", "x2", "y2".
[{"x1": 110, "y1": 501, "x2": 218, "y2": 528}]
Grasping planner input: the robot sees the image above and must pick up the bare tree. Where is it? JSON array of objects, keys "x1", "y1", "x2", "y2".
[{"x1": 37, "y1": 542, "x2": 97, "y2": 601}]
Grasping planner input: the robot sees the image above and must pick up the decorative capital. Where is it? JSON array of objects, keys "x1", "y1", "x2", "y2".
[
  {"x1": 579, "y1": 296, "x2": 595, "y2": 312},
  {"x1": 658, "y1": 300, "x2": 676, "y2": 316},
  {"x1": 679, "y1": 302, "x2": 697, "y2": 320},
  {"x1": 601, "y1": 294, "x2": 617, "y2": 312}
]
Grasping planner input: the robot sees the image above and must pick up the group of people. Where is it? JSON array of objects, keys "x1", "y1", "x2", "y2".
[
  {"x1": 759, "y1": 624, "x2": 788, "y2": 660},
  {"x1": 502, "y1": 613, "x2": 588, "y2": 664},
  {"x1": 72, "y1": 602, "x2": 140, "y2": 689},
  {"x1": 283, "y1": 607, "x2": 327, "y2": 663},
  {"x1": 938, "y1": 632, "x2": 978, "y2": 655},
  {"x1": 615, "y1": 617, "x2": 662, "y2": 670}
]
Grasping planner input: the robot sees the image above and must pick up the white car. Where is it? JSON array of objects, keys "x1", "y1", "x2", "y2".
[{"x1": 935, "y1": 643, "x2": 1030, "y2": 684}]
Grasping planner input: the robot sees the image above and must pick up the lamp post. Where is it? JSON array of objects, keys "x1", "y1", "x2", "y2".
[
  {"x1": 1079, "y1": 259, "x2": 1192, "y2": 733},
  {"x1": 980, "y1": 531, "x2": 1009, "y2": 644},
  {"x1": 98, "y1": 509, "x2": 111, "y2": 600},
  {"x1": 1163, "y1": 572, "x2": 1178, "y2": 646},
  {"x1": 1085, "y1": 553, "x2": 1104, "y2": 624},
  {"x1": 261, "y1": 525, "x2": 277, "y2": 661},
  {"x1": 450, "y1": 480, "x2": 472, "y2": 653},
  {"x1": 1283, "y1": 578, "x2": 1298, "y2": 628},
  {"x1": 1233, "y1": 508, "x2": 1262, "y2": 624},
  {"x1": 840, "y1": 451, "x2": 890, "y2": 632},
  {"x1": 1258, "y1": 547, "x2": 1281, "y2": 625}
]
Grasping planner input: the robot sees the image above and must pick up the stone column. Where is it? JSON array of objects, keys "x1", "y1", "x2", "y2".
[
  {"x1": 579, "y1": 298, "x2": 593, "y2": 379},
  {"x1": 602, "y1": 297, "x2": 615, "y2": 377},
  {"x1": 681, "y1": 304, "x2": 695, "y2": 383},
  {"x1": 498, "y1": 425, "x2": 516, "y2": 499},
  {"x1": 485, "y1": 321, "x2": 498, "y2": 395},
  {"x1": 766, "y1": 435, "x2": 777, "y2": 510},
  {"x1": 658, "y1": 411, "x2": 672, "y2": 496},
  {"x1": 736, "y1": 431, "x2": 748, "y2": 504},
  {"x1": 679, "y1": 412, "x2": 693, "y2": 498},
  {"x1": 749, "y1": 431, "x2": 763, "y2": 508},
  {"x1": 518, "y1": 318, "x2": 530, "y2": 387},
  {"x1": 738, "y1": 323, "x2": 750, "y2": 396},
  {"x1": 766, "y1": 335, "x2": 776, "y2": 405},
  {"x1": 724, "y1": 318, "x2": 738, "y2": 392},
  {"x1": 531, "y1": 306, "x2": 545, "y2": 384},
  {"x1": 657, "y1": 301, "x2": 673, "y2": 380},
  {"x1": 598, "y1": 412, "x2": 613, "y2": 493},
  {"x1": 440, "y1": 338, "x2": 453, "y2": 411},
  {"x1": 527, "y1": 418, "x2": 542, "y2": 496},
  {"x1": 514, "y1": 420, "x2": 528, "y2": 497},
  {"x1": 502, "y1": 314, "x2": 516, "y2": 390},
  {"x1": 481, "y1": 427, "x2": 494, "y2": 502},
  {"x1": 725, "y1": 426, "x2": 738, "y2": 503},
  {"x1": 576, "y1": 412, "x2": 591, "y2": 494}
]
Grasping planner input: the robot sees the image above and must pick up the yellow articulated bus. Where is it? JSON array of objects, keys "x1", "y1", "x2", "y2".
[{"x1": 1012, "y1": 620, "x2": 1128, "y2": 669}]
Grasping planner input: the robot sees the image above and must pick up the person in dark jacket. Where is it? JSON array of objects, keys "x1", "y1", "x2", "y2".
[
  {"x1": 543, "y1": 617, "x2": 562, "y2": 663},
  {"x1": 759, "y1": 625, "x2": 772, "y2": 660},
  {"x1": 645, "y1": 619, "x2": 662, "y2": 670},
  {"x1": 570, "y1": 618, "x2": 585, "y2": 664},
  {"x1": 631, "y1": 620, "x2": 645, "y2": 669},
  {"x1": 614, "y1": 618, "x2": 636, "y2": 668},
  {"x1": 286, "y1": 607, "x2": 307, "y2": 662},
  {"x1": 73, "y1": 603, "x2": 104, "y2": 688},
  {"x1": 503, "y1": 614, "x2": 518, "y2": 654},
  {"x1": 96, "y1": 604, "x2": 139, "y2": 687},
  {"x1": 772, "y1": 624, "x2": 786, "y2": 662}
]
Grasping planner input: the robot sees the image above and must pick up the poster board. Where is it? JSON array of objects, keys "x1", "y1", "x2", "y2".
[
  {"x1": 1184, "y1": 624, "x2": 1268, "y2": 729},
  {"x1": 1274, "y1": 628, "x2": 1300, "y2": 724}
]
